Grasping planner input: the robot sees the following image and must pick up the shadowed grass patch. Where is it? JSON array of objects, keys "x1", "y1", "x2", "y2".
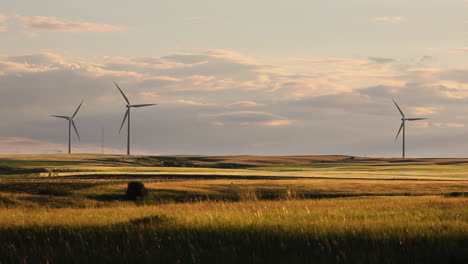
[
  {"x1": 129, "y1": 215, "x2": 174, "y2": 226},
  {"x1": 37, "y1": 186, "x2": 72, "y2": 196}
]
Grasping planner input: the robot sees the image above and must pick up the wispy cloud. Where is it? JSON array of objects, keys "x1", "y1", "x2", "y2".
[
  {"x1": 289, "y1": 57, "x2": 367, "y2": 64},
  {"x1": 262, "y1": 120, "x2": 293, "y2": 127},
  {"x1": 409, "y1": 106, "x2": 440, "y2": 116},
  {"x1": 373, "y1": 17, "x2": 406, "y2": 23},
  {"x1": 228, "y1": 101, "x2": 258, "y2": 108},
  {"x1": 205, "y1": 111, "x2": 292, "y2": 127},
  {"x1": 446, "y1": 123, "x2": 465, "y2": 128},
  {"x1": 177, "y1": 99, "x2": 213, "y2": 106},
  {"x1": 454, "y1": 47, "x2": 468, "y2": 53},
  {"x1": 368, "y1": 57, "x2": 395, "y2": 64},
  {"x1": 16, "y1": 15, "x2": 127, "y2": 32}
]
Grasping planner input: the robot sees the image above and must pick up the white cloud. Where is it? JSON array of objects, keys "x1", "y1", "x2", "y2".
[
  {"x1": 228, "y1": 101, "x2": 258, "y2": 108},
  {"x1": 204, "y1": 111, "x2": 292, "y2": 127},
  {"x1": 262, "y1": 120, "x2": 293, "y2": 127},
  {"x1": 204, "y1": 49, "x2": 258, "y2": 65},
  {"x1": 16, "y1": 15, "x2": 127, "y2": 32},
  {"x1": 289, "y1": 57, "x2": 367, "y2": 64},
  {"x1": 411, "y1": 121, "x2": 429, "y2": 128},
  {"x1": 446, "y1": 123, "x2": 465, "y2": 128},
  {"x1": 177, "y1": 99, "x2": 213, "y2": 106},
  {"x1": 409, "y1": 106, "x2": 440, "y2": 116}
]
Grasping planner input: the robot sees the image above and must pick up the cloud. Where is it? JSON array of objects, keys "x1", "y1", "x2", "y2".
[
  {"x1": 177, "y1": 99, "x2": 259, "y2": 108},
  {"x1": 420, "y1": 56, "x2": 432, "y2": 63},
  {"x1": 373, "y1": 17, "x2": 406, "y2": 23},
  {"x1": 262, "y1": 120, "x2": 293, "y2": 127},
  {"x1": 228, "y1": 101, "x2": 258, "y2": 108},
  {"x1": 434, "y1": 123, "x2": 465, "y2": 128},
  {"x1": 0, "y1": 14, "x2": 8, "y2": 32},
  {"x1": 368, "y1": 57, "x2": 395, "y2": 64},
  {"x1": 289, "y1": 57, "x2": 367, "y2": 65},
  {"x1": 139, "y1": 76, "x2": 181, "y2": 88},
  {"x1": 0, "y1": 137, "x2": 65, "y2": 154},
  {"x1": 411, "y1": 121, "x2": 429, "y2": 128},
  {"x1": 0, "y1": 137, "x2": 128, "y2": 154},
  {"x1": 204, "y1": 111, "x2": 292, "y2": 127},
  {"x1": 446, "y1": 123, "x2": 465, "y2": 128},
  {"x1": 2, "y1": 50, "x2": 468, "y2": 156},
  {"x1": 16, "y1": 15, "x2": 127, "y2": 32},
  {"x1": 409, "y1": 106, "x2": 440, "y2": 116},
  {"x1": 454, "y1": 47, "x2": 468, "y2": 53},
  {"x1": 177, "y1": 99, "x2": 213, "y2": 106}
]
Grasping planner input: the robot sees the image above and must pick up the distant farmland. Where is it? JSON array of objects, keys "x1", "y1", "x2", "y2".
[{"x1": 0, "y1": 154, "x2": 466, "y2": 263}]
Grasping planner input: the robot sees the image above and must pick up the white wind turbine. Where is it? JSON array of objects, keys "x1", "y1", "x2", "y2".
[
  {"x1": 51, "y1": 100, "x2": 84, "y2": 154},
  {"x1": 392, "y1": 99, "x2": 428, "y2": 158},
  {"x1": 114, "y1": 82, "x2": 157, "y2": 155}
]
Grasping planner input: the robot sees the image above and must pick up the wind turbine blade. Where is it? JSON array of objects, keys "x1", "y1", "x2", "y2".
[
  {"x1": 119, "y1": 109, "x2": 129, "y2": 133},
  {"x1": 114, "y1": 81, "x2": 130, "y2": 105},
  {"x1": 129, "y1": 104, "x2": 157, "y2": 108},
  {"x1": 392, "y1": 99, "x2": 405, "y2": 118},
  {"x1": 394, "y1": 122, "x2": 404, "y2": 142},
  {"x1": 71, "y1": 120, "x2": 81, "y2": 141},
  {"x1": 72, "y1": 99, "x2": 84, "y2": 119},
  {"x1": 405, "y1": 118, "x2": 428, "y2": 121},
  {"x1": 51, "y1": 115, "x2": 69, "y2": 120}
]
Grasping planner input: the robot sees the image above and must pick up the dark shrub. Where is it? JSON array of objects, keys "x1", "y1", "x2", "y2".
[
  {"x1": 37, "y1": 186, "x2": 72, "y2": 196},
  {"x1": 445, "y1": 192, "x2": 467, "y2": 197},
  {"x1": 126, "y1": 181, "x2": 149, "y2": 201}
]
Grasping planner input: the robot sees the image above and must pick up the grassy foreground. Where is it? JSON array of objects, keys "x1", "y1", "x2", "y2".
[
  {"x1": 1, "y1": 197, "x2": 467, "y2": 263},
  {"x1": 0, "y1": 154, "x2": 467, "y2": 263}
]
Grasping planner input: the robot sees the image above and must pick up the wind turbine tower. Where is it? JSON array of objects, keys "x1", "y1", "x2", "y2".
[
  {"x1": 392, "y1": 99, "x2": 428, "y2": 158},
  {"x1": 114, "y1": 82, "x2": 157, "y2": 155},
  {"x1": 51, "y1": 100, "x2": 84, "y2": 154}
]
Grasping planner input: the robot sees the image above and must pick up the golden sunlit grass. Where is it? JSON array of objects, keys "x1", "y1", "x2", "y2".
[{"x1": 0, "y1": 196, "x2": 465, "y2": 229}]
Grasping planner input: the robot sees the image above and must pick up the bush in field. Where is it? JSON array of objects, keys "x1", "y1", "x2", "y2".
[
  {"x1": 445, "y1": 192, "x2": 467, "y2": 197},
  {"x1": 126, "y1": 181, "x2": 149, "y2": 201}
]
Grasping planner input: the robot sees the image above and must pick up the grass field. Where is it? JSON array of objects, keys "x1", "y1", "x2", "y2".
[{"x1": 0, "y1": 154, "x2": 467, "y2": 263}]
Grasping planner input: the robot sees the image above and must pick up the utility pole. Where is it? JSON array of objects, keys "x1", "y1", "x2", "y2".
[{"x1": 101, "y1": 127, "x2": 104, "y2": 154}]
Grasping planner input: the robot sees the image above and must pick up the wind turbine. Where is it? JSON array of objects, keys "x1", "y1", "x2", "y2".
[
  {"x1": 51, "y1": 100, "x2": 84, "y2": 154},
  {"x1": 392, "y1": 99, "x2": 428, "y2": 158},
  {"x1": 114, "y1": 82, "x2": 157, "y2": 155}
]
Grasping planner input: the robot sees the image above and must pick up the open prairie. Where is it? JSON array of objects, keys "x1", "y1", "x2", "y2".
[{"x1": 0, "y1": 154, "x2": 467, "y2": 263}]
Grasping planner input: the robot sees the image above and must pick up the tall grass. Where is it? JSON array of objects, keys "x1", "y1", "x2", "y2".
[{"x1": 0, "y1": 197, "x2": 466, "y2": 263}]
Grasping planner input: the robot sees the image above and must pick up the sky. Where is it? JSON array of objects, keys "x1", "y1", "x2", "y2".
[{"x1": 0, "y1": 0, "x2": 468, "y2": 157}]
